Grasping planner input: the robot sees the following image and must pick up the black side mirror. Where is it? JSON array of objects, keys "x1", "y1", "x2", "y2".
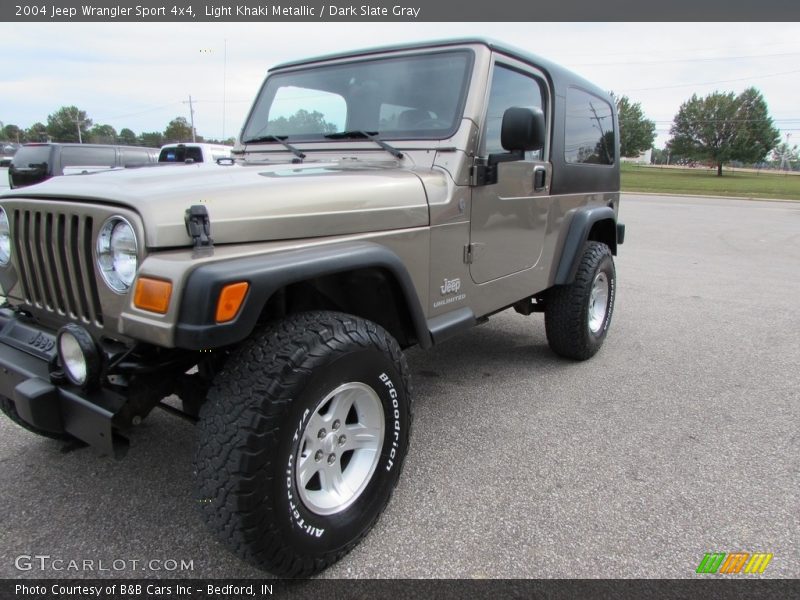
[
  {"x1": 475, "y1": 107, "x2": 546, "y2": 186},
  {"x1": 501, "y1": 106, "x2": 545, "y2": 153}
]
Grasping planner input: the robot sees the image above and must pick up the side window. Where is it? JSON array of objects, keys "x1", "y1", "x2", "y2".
[
  {"x1": 61, "y1": 146, "x2": 116, "y2": 167},
  {"x1": 565, "y1": 88, "x2": 615, "y2": 165},
  {"x1": 483, "y1": 64, "x2": 545, "y2": 159},
  {"x1": 120, "y1": 148, "x2": 153, "y2": 166}
]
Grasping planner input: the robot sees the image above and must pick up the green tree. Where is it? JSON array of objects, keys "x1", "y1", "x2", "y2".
[
  {"x1": 118, "y1": 128, "x2": 138, "y2": 145},
  {"x1": 138, "y1": 131, "x2": 164, "y2": 148},
  {"x1": 732, "y1": 87, "x2": 781, "y2": 165},
  {"x1": 46, "y1": 106, "x2": 92, "y2": 143},
  {"x1": 668, "y1": 88, "x2": 780, "y2": 176},
  {"x1": 89, "y1": 124, "x2": 117, "y2": 144},
  {"x1": 615, "y1": 95, "x2": 656, "y2": 158},
  {"x1": 267, "y1": 110, "x2": 338, "y2": 136},
  {"x1": 25, "y1": 122, "x2": 49, "y2": 142},
  {"x1": 1, "y1": 123, "x2": 22, "y2": 143},
  {"x1": 163, "y1": 117, "x2": 194, "y2": 143}
]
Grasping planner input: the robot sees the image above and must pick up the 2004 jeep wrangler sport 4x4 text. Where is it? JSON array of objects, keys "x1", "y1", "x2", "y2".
[{"x1": 0, "y1": 39, "x2": 624, "y2": 576}]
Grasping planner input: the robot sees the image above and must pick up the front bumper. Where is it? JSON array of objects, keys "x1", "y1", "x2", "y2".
[{"x1": 0, "y1": 309, "x2": 128, "y2": 457}]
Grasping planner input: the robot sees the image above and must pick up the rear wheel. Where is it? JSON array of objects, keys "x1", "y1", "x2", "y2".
[
  {"x1": 545, "y1": 241, "x2": 616, "y2": 360},
  {"x1": 193, "y1": 311, "x2": 412, "y2": 576}
]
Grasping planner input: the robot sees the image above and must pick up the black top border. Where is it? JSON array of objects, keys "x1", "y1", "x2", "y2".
[{"x1": 2, "y1": 0, "x2": 799, "y2": 22}]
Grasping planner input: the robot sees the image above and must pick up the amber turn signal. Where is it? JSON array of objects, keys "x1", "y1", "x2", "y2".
[
  {"x1": 134, "y1": 278, "x2": 173, "y2": 314},
  {"x1": 215, "y1": 282, "x2": 249, "y2": 323}
]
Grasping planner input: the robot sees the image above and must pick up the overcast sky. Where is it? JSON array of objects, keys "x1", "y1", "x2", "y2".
[{"x1": 2, "y1": 22, "x2": 799, "y2": 148}]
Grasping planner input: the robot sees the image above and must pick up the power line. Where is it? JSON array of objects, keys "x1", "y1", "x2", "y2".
[
  {"x1": 624, "y1": 68, "x2": 800, "y2": 92},
  {"x1": 571, "y1": 51, "x2": 800, "y2": 67}
]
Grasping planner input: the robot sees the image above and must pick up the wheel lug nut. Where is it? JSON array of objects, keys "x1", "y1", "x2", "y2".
[
  {"x1": 317, "y1": 428, "x2": 326, "y2": 439},
  {"x1": 327, "y1": 454, "x2": 336, "y2": 465},
  {"x1": 338, "y1": 435, "x2": 346, "y2": 446},
  {"x1": 314, "y1": 450, "x2": 323, "y2": 462},
  {"x1": 332, "y1": 420, "x2": 341, "y2": 431}
]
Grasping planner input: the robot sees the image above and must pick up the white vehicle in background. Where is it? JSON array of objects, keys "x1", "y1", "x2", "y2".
[{"x1": 158, "y1": 143, "x2": 233, "y2": 165}]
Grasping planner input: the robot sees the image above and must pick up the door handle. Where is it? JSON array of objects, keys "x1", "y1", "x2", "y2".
[{"x1": 533, "y1": 166, "x2": 547, "y2": 192}]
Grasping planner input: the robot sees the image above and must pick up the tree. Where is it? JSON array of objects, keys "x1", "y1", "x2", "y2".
[
  {"x1": 46, "y1": 106, "x2": 92, "y2": 143},
  {"x1": 25, "y1": 122, "x2": 49, "y2": 142},
  {"x1": 668, "y1": 88, "x2": 780, "y2": 176},
  {"x1": 118, "y1": 128, "x2": 138, "y2": 146},
  {"x1": 615, "y1": 95, "x2": 656, "y2": 158},
  {"x1": 89, "y1": 124, "x2": 117, "y2": 144},
  {"x1": 267, "y1": 110, "x2": 338, "y2": 136},
  {"x1": 163, "y1": 117, "x2": 194, "y2": 143},
  {"x1": 1, "y1": 123, "x2": 22, "y2": 143},
  {"x1": 732, "y1": 87, "x2": 781, "y2": 166},
  {"x1": 138, "y1": 131, "x2": 164, "y2": 148}
]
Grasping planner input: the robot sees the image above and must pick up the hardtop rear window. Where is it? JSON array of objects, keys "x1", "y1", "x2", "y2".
[{"x1": 159, "y1": 146, "x2": 204, "y2": 162}]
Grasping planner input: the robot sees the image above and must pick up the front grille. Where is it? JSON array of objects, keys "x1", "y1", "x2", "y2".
[{"x1": 12, "y1": 209, "x2": 104, "y2": 326}]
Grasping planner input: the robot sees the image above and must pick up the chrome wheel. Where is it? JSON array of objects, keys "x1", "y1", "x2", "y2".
[
  {"x1": 588, "y1": 272, "x2": 610, "y2": 334},
  {"x1": 295, "y1": 382, "x2": 384, "y2": 516}
]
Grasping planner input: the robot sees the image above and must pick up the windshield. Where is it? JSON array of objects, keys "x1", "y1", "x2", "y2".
[{"x1": 241, "y1": 50, "x2": 473, "y2": 143}]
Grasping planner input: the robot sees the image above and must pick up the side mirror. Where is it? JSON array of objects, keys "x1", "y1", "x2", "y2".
[{"x1": 501, "y1": 106, "x2": 545, "y2": 153}]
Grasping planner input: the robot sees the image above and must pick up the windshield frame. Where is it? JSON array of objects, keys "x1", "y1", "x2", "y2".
[{"x1": 240, "y1": 48, "x2": 476, "y2": 145}]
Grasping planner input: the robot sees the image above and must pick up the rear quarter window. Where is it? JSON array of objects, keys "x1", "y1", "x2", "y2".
[
  {"x1": 120, "y1": 148, "x2": 155, "y2": 166},
  {"x1": 564, "y1": 88, "x2": 615, "y2": 165},
  {"x1": 61, "y1": 146, "x2": 116, "y2": 168}
]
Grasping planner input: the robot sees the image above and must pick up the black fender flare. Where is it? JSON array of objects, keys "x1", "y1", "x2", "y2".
[
  {"x1": 173, "y1": 241, "x2": 432, "y2": 350},
  {"x1": 552, "y1": 205, "x2": 618, "y2": 286}
]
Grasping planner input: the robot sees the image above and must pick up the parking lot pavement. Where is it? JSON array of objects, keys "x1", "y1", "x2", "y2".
[{"x1": 1, "y1": 194, "x2": 798, "y2": 579}]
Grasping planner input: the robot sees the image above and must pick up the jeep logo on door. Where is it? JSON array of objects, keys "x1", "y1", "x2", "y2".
[{"x1": 440, "y1": 278, "x2": 461, "y2": 295}]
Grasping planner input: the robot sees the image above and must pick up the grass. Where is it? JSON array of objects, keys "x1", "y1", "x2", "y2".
[{"x1": 620, "y1": 163, "x2": 800, "y2": 201}]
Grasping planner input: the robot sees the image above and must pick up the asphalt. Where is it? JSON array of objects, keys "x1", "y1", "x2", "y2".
[{"x1": 1, "y1": 194, "x2": 798, "y2": 579}]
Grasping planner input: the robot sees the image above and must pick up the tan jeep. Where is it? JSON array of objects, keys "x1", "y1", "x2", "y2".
[{"x1": 0, "y1": 38, "x2": 623, "y2": 576}]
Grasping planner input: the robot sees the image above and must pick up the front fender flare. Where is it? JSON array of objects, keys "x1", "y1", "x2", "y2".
[{"x1": 173, "y1": 241, "x2": 431, "y2": 350}]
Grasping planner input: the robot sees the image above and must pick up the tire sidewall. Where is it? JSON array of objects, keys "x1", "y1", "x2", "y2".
[
  {"x1": 271, "y1": 344, "x2": 409, "y2": 554},
  {"x1": 584, "y1": 249, "x2": 616, "y2": 348}
]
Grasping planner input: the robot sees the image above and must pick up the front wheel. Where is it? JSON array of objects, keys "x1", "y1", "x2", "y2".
[
  {"x1": 0, "y1": 396, "x2": 71, "y2": 440},
  {"x1": 193, "y1": 311, "x2": 412, "y2": 576},
  {"x1": 545, "y1": 241, "x2": 616, "y2": 360}
]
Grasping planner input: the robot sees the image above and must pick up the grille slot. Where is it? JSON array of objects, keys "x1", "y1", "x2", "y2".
[{"x1": 12, "y1": 209, "x2": 104, "y2": 326}]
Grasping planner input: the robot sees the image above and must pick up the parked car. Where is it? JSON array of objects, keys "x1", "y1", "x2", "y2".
[
  {"x1": 8, "y1": 143, "x2": 158, "y2": 188},
  {"x1": 158, "y1": 143, "x2": 232, "y2": 164}
]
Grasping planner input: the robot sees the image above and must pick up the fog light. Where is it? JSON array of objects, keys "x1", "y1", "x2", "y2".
[{"x1": 57, "y1": 324, "x2": 101, "y2": 388}]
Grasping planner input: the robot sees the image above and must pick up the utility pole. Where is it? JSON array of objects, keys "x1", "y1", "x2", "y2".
[
  {"x1": 185, "y1": 95, "x2": 197, "y2": 142},
  {"x1": 73, "y1": 109, "x2": 86, "y2": 143},
  {"x1": 223, "y1": 39, "x2": 227, "y2": 141}
]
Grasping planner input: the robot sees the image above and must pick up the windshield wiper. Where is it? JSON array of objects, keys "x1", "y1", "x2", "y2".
[
  {"x1": 241, "y1": 135, "x2": 306, "y2": 161},
  {"x1": 323, "y1": 130, "x2": 403, "y2": 160}
]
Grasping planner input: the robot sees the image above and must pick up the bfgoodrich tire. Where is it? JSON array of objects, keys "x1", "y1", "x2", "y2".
[
  {"x1": 193, "y1": 311, "x2": 412, "y2": 577},
  {"x1": 545, "y1": 241, "x2": 616, "y2": 360}
]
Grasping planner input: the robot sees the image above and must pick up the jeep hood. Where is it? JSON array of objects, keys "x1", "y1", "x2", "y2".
[{"x1": 4, "y1": 161, "x2": 431, "y2": 247}]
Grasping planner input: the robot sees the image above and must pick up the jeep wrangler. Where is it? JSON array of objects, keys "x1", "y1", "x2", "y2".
[{"x1": 0, "y1": 39, "x2": 623, "y2": 576}]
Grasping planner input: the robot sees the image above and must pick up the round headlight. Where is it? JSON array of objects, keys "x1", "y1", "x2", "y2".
[
  {"x1": 0, "y1": 206, "x2": 11, "y2": 266},
  {"x1": 97, "y1": 216, "x2": 138, "y2": 293}
]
